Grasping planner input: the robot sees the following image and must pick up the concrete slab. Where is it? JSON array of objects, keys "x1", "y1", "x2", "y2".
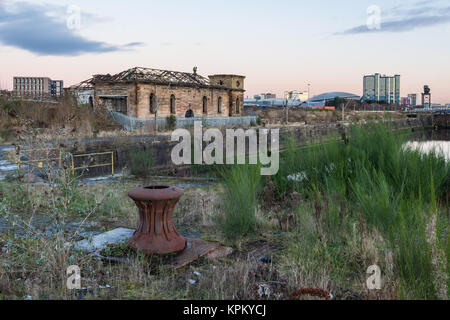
[{"x1": 74, "y1": 228, "x2": 135, "y2": 253}]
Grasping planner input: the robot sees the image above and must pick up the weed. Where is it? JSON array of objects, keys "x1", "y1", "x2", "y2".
[{"x1": 129, "y1": 150, "x2": 155, "y2": 177}]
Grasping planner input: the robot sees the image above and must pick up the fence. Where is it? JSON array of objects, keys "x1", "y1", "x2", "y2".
[
  {"x1": 9, "y1": 147, "x2": 115, "y2": 177},
  {"x1": 12, "y1": 147, "x2": 62, "y2": 175},
  {"x1": 108, "y1": 110, "x2": 259, "y2": 131},
  {"x1": 71, "y1": 151, "x2": 115, "y2": 176}
]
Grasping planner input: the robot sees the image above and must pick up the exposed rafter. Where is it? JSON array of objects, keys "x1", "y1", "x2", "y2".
[
  {"x1": 92, "y1": 67, "x2": 212, "y2": 88},
  {"x1": 69, "y1": 78, "x2": 94, "y2": 89}
]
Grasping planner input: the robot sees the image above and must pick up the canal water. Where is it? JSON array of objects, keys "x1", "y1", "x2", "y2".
[{"x1": 406, "y1": 129, "x2": 450, "y2": 161}]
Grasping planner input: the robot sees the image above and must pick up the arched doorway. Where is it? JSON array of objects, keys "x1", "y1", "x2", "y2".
[
  {"x1": 185, "y1": 109, "x2": 194, "y2": 118},
  {"x1": 89, "y1": 96, "x2": 94, "y2": 109}
]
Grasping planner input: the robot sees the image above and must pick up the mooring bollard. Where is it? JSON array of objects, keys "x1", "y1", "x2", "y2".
[{"x1": 127, "y1": 185, "x2": 187, "y2": 255}]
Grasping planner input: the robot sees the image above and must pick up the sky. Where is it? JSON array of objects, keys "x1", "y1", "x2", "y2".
[{"x1": 0, "y1": 0, "x2": 449, "y2": 103}]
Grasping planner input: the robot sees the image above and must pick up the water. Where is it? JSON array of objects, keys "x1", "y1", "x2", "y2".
[
  {"x1": 406, "y1": 129, "x2": 450, "y2": 161},
  {"x1": 0, "y1": 145, "x2": 18, "y2": 180}
]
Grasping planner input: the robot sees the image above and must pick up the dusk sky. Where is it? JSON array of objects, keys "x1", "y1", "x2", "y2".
[{"x1": 1, "y1": 0, "x2": 449, "y2": 103}]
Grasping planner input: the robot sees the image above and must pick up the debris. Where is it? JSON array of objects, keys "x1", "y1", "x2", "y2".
[
  {"x1": 22, "y1": 173, "x2": 45, "y2": 184},
  {"x1": 24, "y1": 295, "x2": 32, "y2": 300},
  {"x1": 171, "y1": 238, "x2": 220, "y2": 269},
  {"x1": 287, "y1": 171, "x2": 308, "y2": 183},
  {"x1": 290, "y1": 288, "x2": 333, "y2": 300},
  {"x1": 98, "y1": 284, "x2": 111, "y2": 289},
  {"x1": 73, "y1": 228, "x2": 135, "y2": 253},
  {"x1": 259, "y1": 256, "x2": 272, "y2": 264},
  {"x1": 188, "y1": 279, "x2": 196, "y2": 285},
  {"x1": 257, "y1": 283, "x2": 271, "y2": 298},
  {"x1": 206, "y1": 246, "x2": 233, "y2": 259},
  {"x1": 193, "y1": 271, "x2": 201, "y2": 277}
]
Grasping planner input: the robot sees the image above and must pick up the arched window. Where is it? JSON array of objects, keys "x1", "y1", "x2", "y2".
[
  {"x1": 170, "y1": 94, "x2": 176, "y2": 114},
  {"x1": 150, "y1": 93, "x2": 156, "y2": 114},
  {"x1": 218, "y1": 97, "x2": 222, "y2": 114},
  {"x1": 236, "y1": 98, "x2": 240, "y2": 114},
  {"x1": 185, "y1": 109, "x2": 194, "y2": 118},
  {"x1": 202, "y1": 96, "x2": 208, "y2": 114}
]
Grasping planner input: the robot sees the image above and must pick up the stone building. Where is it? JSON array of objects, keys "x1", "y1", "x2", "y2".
[
  {"x1": 68, "y1": 78, "x2": 94, "y2": 107},
  {"x1": 92, "y1": 67, "x2": 245, "y2": 118}
]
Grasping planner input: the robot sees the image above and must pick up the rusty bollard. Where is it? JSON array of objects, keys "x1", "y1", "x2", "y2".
[{"x1": 127, "y1": 185, "x2": 187, "y2": 255}]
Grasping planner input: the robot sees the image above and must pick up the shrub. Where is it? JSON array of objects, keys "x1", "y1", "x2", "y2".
[
  {"x1": 129, "y1": 150, "x2": 155, "y2": 177},
  {"x1": 256, "y1": 116, "x2": 262, "y2": 126},
  {"x1": 166, "y1": 115, "x2": 177, "y2": 131}
]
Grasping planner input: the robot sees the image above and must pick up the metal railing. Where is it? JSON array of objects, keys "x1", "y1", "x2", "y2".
[
  {"x1": 9, "y1": 147, "x2": 114, "y2": 176},
  {"x1": 13, "y1": 146, "x2": 62, "y2": 175},
  {"x1": 71, "y1": 151, "x2": 115, "y2": 176}
]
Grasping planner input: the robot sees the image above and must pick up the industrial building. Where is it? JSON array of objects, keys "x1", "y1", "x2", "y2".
[
  {"x1": 92, "y1": 67, "x2": 245, "y2": 118},
  {"x1": 304, "y1": 92, "x2": 361, "y2": 106},
  {"x1": 363, "y1": 73, "x2": 401, "y2": 104},
  {"x1": 13, "y1": 77, "x2": 63, "y2": 98},
  {"x1": 408, "y1": 94, "x2": 418, "y2": 107},
  {"x1": 422, "y1": 85, "x2": 432, "y2": 109}
]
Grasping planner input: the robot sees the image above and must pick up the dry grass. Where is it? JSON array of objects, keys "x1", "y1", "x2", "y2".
[{"x1": 0, "y1": 97, "x2": 122, "y2": 143}]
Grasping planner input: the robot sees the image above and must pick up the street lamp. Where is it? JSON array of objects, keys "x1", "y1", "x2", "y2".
[{"x1": 284, "y1": 91, "x2": 292, "y2": 125}]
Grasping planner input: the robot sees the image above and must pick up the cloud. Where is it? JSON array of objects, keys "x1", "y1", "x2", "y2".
[
  {"x1": 337, "y1": 2, "x2": 450, "y2": 35},
  {"x1": 0, "y1": 1, "x2": 144, "y2": 56}
]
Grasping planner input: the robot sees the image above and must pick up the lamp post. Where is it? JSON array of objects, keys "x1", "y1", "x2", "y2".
[{"x1": 284, "y1": 91, "x2": 291, "y2": 125}]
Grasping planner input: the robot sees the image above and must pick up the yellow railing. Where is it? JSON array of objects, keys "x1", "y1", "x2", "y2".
[
  {"x1": 12, "y1": 147, "x2": 62, "y2": 175},
  {"x1": 10, "y1": 147, "x2": 114, "y2": 176},
  {"x1": 71, "y1": 151, "x2": 115, "y2": 176}
]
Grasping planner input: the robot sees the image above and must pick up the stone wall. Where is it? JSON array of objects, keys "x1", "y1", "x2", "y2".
[
  {"x1": 62, "y1": 116, "x2": 432, "y2": 177},
  {"x1": 95, "y1": 83, "x2": 245, "y2": 119}
]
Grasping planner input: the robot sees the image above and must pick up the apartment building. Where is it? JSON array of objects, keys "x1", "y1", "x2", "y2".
[
  {"x1": 13, "y1": 77, "x2": 64, "y2": 98},
  {"x1": 363, "y1": 73, "x2": 401, "y2": 104}
]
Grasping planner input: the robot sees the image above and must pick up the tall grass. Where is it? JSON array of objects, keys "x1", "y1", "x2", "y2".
[
  {"x1": 274, "y1": 123, "x2": 449, "y2": 299},
  {"x1": 218, "y1": 164, "x2": 262, "y2": 241},
  {"x1": 129, "y1": 150, "x2": 155, "y2": 177}
]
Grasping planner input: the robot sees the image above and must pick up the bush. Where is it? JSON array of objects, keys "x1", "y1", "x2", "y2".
[
  {"x1": 166, "y1": 115, "x2": 177, "y2": 131},
  {"x1": 129, "y1": 150, "x2": 155, "y2": 177}
]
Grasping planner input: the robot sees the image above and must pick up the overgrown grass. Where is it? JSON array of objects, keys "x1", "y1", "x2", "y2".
[
  {"x1": 129, "y1": 150, "x2": 155, "y2": 177},
  {"x1": 217, "y1": 164, "x2": 262, "y2": 241},
  {"x1": 273, "y1": 123, "x2": 449, "y2": 299},
  {"x1": 0, "y1": 97, "x2": 118, "y2": 142}
]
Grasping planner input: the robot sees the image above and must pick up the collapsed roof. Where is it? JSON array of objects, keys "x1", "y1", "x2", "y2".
[
  {"x1": 69, "y1": 78, "x2": 94, "y2": 89},
  {"x1": 92, "y1": 67, "x2": 214, "y2": 88}
]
